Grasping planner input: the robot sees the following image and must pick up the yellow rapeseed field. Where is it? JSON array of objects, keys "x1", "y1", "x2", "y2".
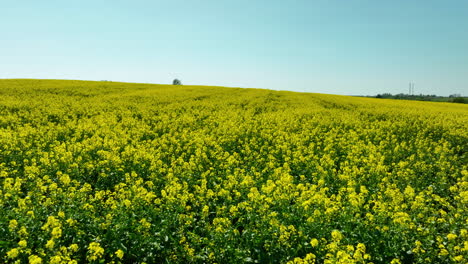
[{"x1": 0, "y1": 79, "x2": 467, "y2": 263}]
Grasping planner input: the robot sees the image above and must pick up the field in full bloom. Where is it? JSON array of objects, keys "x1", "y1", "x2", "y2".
[{"x1": 0, "y1": 79, "x2": 467, "y2": 263}]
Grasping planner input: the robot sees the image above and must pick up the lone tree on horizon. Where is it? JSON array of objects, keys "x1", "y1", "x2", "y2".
[{"x1": 173, "y1": 79, "x2": 182, "y2": 85}]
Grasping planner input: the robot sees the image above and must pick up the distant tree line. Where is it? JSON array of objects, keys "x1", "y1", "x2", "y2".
[
  {"x1": 374, "y1": 93, "x2": 467, "y2": 104},
  {"x1": 451, "y1": 97, "x2": 467, "y2": 104}
]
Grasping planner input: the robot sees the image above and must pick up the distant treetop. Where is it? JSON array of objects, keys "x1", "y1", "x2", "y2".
[{"x1": 173, "y1": 79, "x2": 182, "y2": 85}]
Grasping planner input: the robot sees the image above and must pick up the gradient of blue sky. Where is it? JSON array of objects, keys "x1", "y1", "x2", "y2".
[{"x1": 1, "y1": 0, "x2": 467, "y2": 95}]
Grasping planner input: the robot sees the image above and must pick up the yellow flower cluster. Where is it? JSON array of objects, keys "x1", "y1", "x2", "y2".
[{"x1": 0, "y1": 79, "x2": 467, "y2": 263}]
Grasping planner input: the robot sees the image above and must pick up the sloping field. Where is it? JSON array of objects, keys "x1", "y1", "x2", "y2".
[{"x1": 0, "y1": 79, "x2": 467, "y2": 263}]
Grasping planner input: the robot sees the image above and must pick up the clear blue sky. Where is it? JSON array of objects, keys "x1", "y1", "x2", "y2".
[{"x1": 2, "y1": 0, "x2": 468, "y2": 96}]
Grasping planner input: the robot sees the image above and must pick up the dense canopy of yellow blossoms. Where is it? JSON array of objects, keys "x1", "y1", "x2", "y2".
[{"x1": 0, "y1": 79, "x2": 467, "y2": 263}]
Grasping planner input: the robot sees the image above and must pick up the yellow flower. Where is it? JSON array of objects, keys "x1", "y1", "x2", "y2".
[
  {"x1": 69, "y1": 244, "x2": 79, "y2": 252},
  {"x1": 9, "y1": 219, "x2": 18, "y2": 230},
  {"x1": 59, "y1": 174, "x2": 71, "y2": 186},
  {"x1": 115, "y1": 249, "x2": 124, "y2": 259},
  {"x1": 331, "y1": 230, "x2": 343, "y2": 242},
  {"x1": 447, "y1": 233, "x2": 457, "y2": 241},
  {"x1": 50, "y1": 256, "x2": 62, "y2": 264},
  {"x1": 26, "y1": 211, "x2": 35, "y2": 218},
  {"x1": 66, "y1": 218, "x2": 77, "y2": 226},
  {"x1": 42, "y1": 216, "x2": 60, "y2": 231},
  {"x1": 18, "y1": 240, "x2": 27, "y2": 247},
  {"x1": 46, "y1": 239, "x2": 55, "y2": 249},
  {"x1": 87, "y1": 242, "x2": 104, "y2": 261},
  {"x1": 58, "y1": 211, "x2": 65, "y2": 218},
  {"x1": 229, "y1": 205, "x2": 238, "y2": 215},
  {"x1": 139, "y1": 218, "x2": 151, "y2": 229},
  {"x1": 202, "y1": 205, "x2": 209, "y2": 216},
  {"x1": 51, "y1": 227, "x2": 62, "y2": 239},
  {"x1": 439, "y1": 249, "x2": 449, "y2": 256},
  {"x1": 18, "y1": 226, "x2": 29, "y2": 237},
  {"x1": 310, "y1": 238, "x2": 319, "y2": 247},
  {"x1": 28, "y1": 255, "x2": 43, "y2": 264},
  {"x1": 304, "y1": 253, "x2": 316, "y2": 262},
  {"x1": 356, "y1": 243, "x2": 366, "y2": 252},
  {"x1": 7, "y1": 248, "x2": 20, "y2": 258},
  {"x1": 290, "y1": 257, "x2": 304, "y2": 264},
  {"x1": 460, "y1": 229, "x2": 467, "y2": 238}
]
